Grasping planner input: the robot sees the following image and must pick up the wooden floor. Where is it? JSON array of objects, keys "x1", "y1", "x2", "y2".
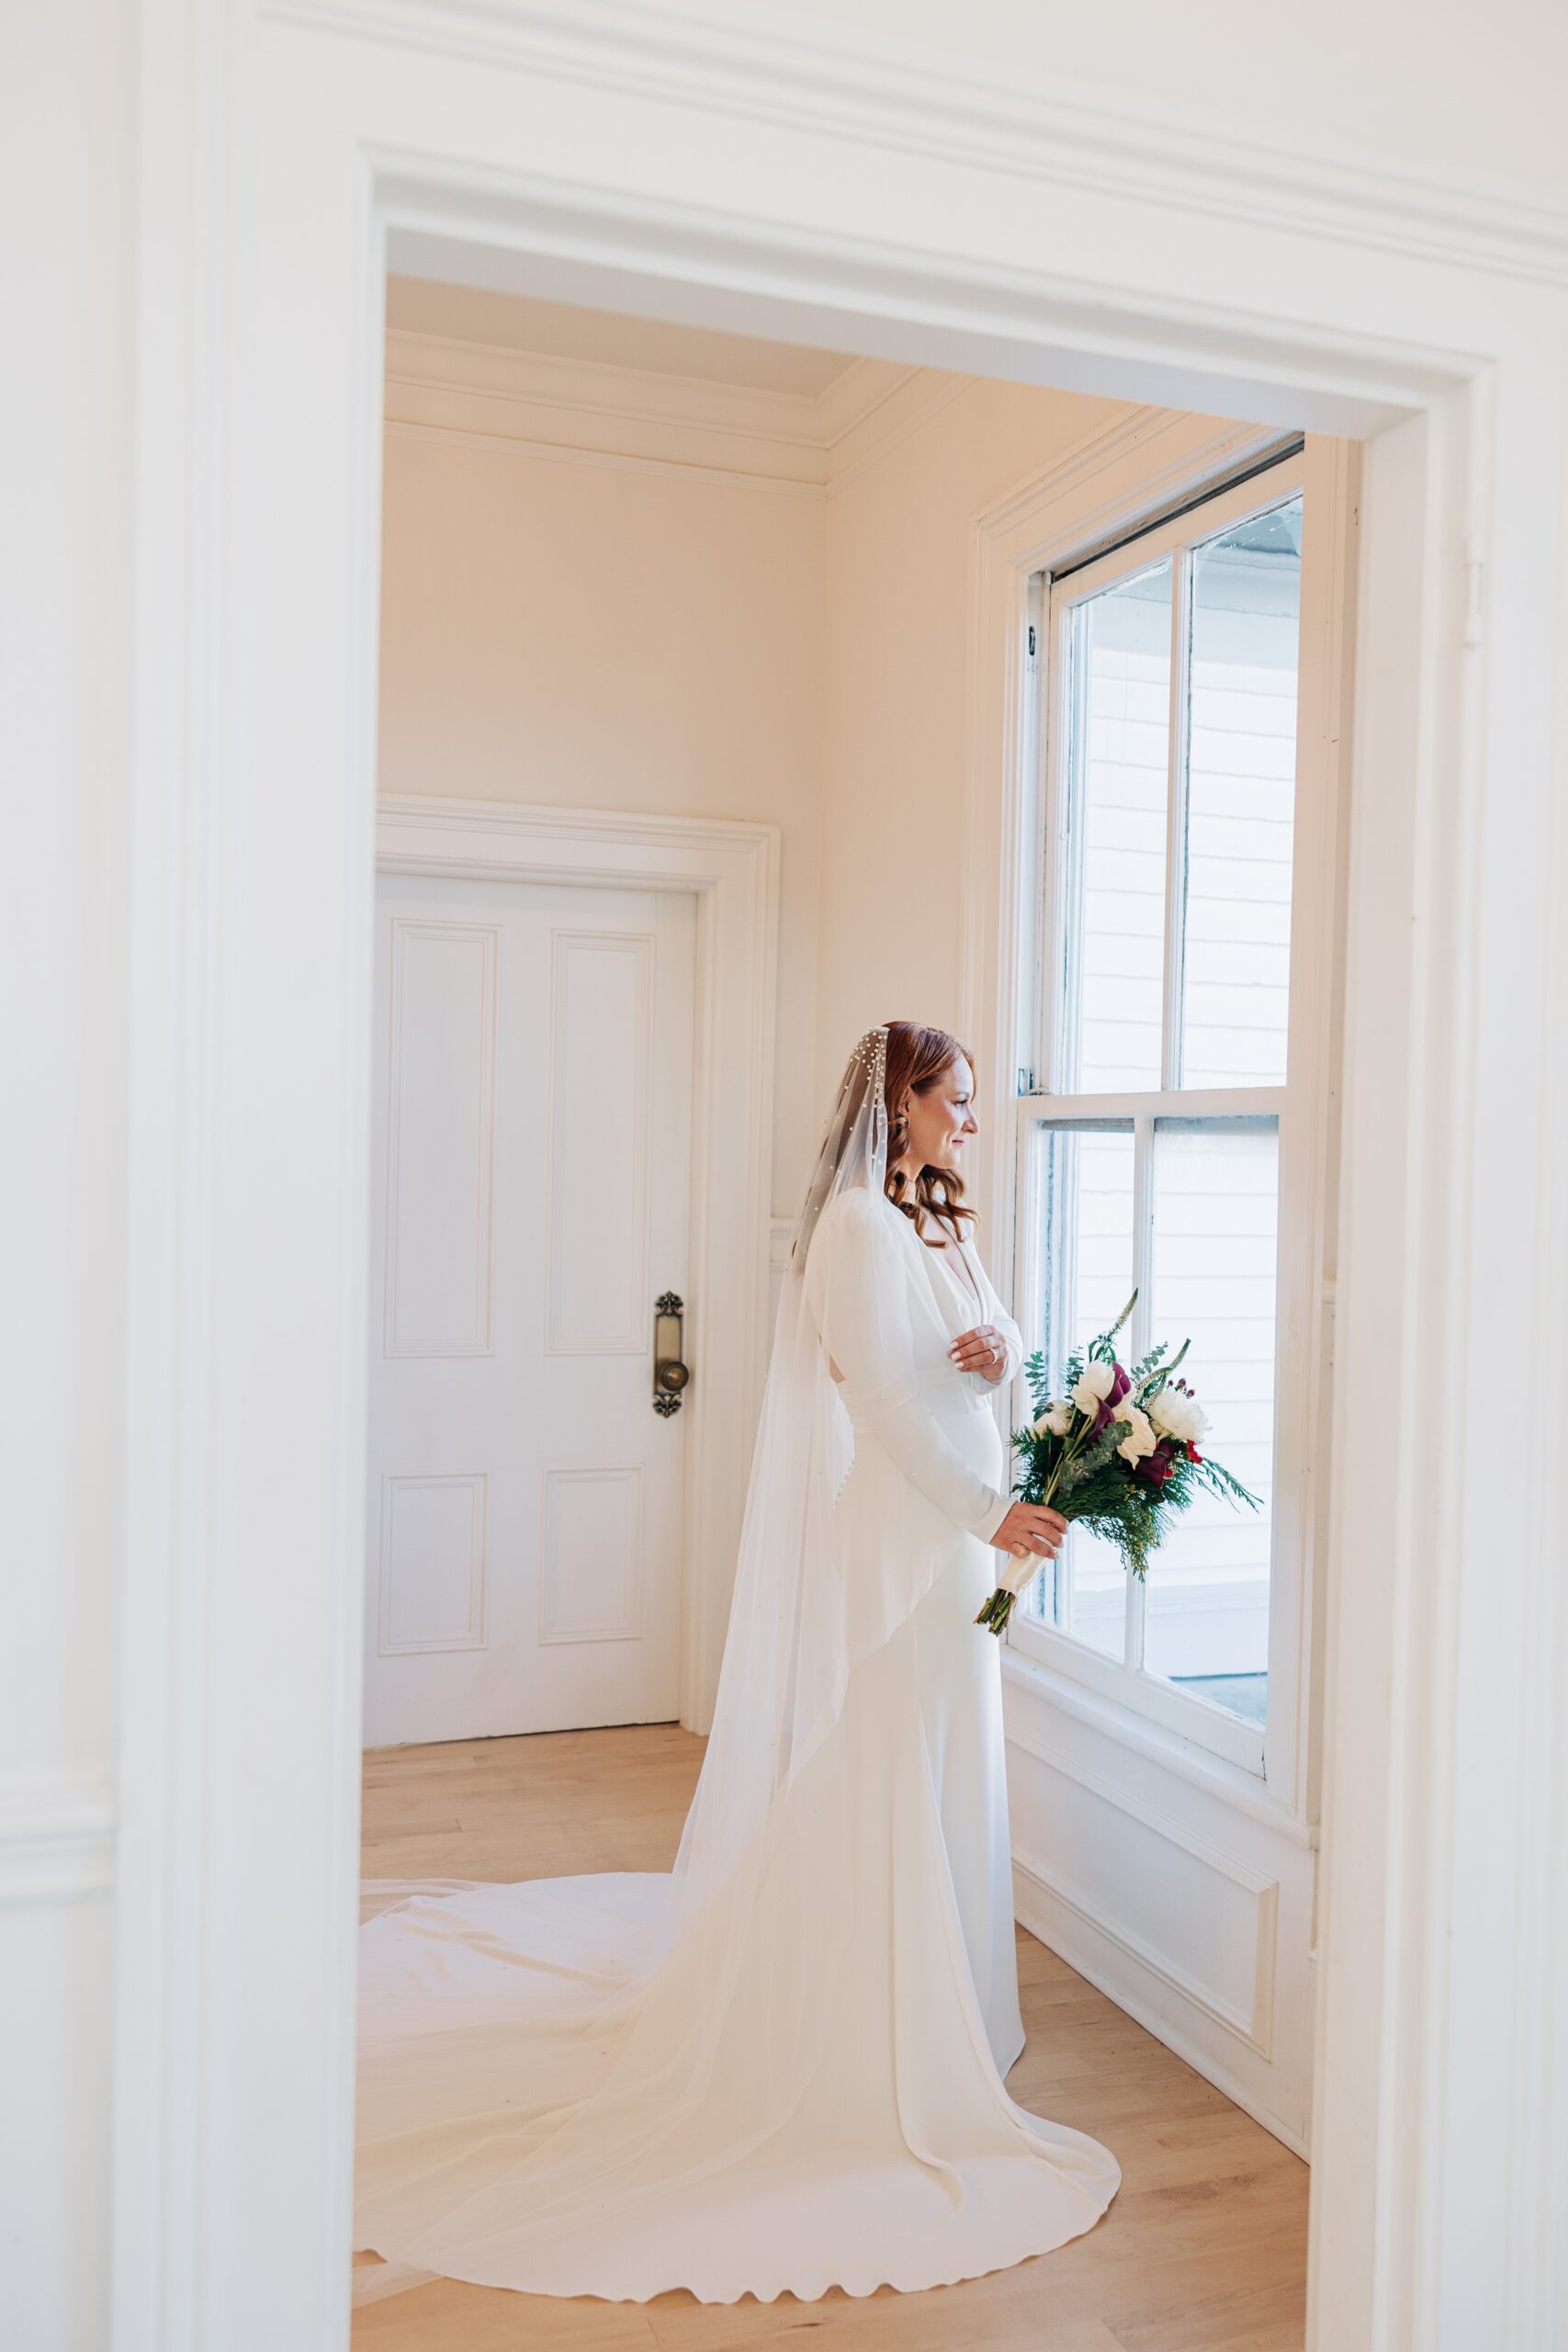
[{"x1": 354, "y1": 1724, "x2": 1307, "y2": 2352}]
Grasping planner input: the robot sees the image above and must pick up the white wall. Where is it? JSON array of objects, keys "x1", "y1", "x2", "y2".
[
  {"x1": 661, "y1": 0, "x2": 1568, "y2": 200},
  {"x1": 378, "y1": 357, "x2": 1164, "y2": 1217},
  {"x1": 819, "y1": 379, "x2": 1139, "y2": 1167},
  {"x1": 378, "y1": 420, "x2": 824, "y2": 1218},
  {"x1": 2, "y1": 3, "x2": 127, "y2": 2346}
]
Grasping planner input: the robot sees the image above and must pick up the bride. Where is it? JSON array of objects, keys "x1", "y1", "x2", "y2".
[{"x1": 353, "y1": 1020, "x2": 1122, "y2": 2308}]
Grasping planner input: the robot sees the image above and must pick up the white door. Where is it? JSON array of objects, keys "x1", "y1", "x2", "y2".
[{"x1": 364, "y1": 871, "x2": 696, "y2": 1746}]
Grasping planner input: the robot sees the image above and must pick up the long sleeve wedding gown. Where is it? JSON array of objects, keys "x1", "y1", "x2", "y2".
[{"x1": 353, "y1": 1046, "x2": 1120, "y2": 2310}]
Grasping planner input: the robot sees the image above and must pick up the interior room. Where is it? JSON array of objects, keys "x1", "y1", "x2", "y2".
[{"x1": 354, "y1": 266, "x2": 1341, "y2": 2345}]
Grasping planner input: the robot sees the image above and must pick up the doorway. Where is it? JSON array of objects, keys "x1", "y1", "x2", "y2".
[
  {"x1": 365, "y1": 871, "x2": 696, "y2": 1746},
  {"x1": 367, "y1": 795, "x2": 779, "y2": 1743},
  {"x1": 353, "y1": 278, "x2": 1330, "y2": 2335}
]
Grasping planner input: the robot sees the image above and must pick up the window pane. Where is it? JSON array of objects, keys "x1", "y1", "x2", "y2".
[
  {"x1": 1064, "y1": 560, "x2": 1171, "y2": 1092},
  {"x1": 1060, "y1": 1523, "x2": 1129, "y2": 1664},
  {"x1": 1020, "y1": 1124, "x2": 1134, "y2": 1661},
  {"x1": 1179, "y1": 497, "x2": 1302, "y2": 1089},
  {"x1": 1145, "y1": 1119, "x2": 1278, "y2": 1721}
]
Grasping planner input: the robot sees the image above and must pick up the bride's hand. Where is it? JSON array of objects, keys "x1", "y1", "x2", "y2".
[
  {"x1": 948, "y1": 1323, "x2": 1009, "y2": 1383},
  {"x1": 989, "y1": 1501, "x2": 1066, "y2": 1559}
]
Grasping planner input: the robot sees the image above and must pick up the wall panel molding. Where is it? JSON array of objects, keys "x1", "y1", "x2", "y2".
[
  {"x1": 1013, "y1": 1845, "x2": 1279, "y2": 2058},
  {"x1": 1013, "y1": 1854, "x2": 1303, "y2": 2159},
  {"x1": 1005, "y1": 1724, "x2": 1280, "y2": 2059},
  {"x1": 1004, "y1": 1652, "x2": 1315, "y2": 2148},
  {"x1": 1006, "y1": 1709, "x2": 1287, "y2": 1911}
]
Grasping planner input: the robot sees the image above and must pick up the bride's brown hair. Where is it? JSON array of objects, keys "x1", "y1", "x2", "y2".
[{"x1": 881, "y1": 1021, "x2": 979, "y2": 1245}]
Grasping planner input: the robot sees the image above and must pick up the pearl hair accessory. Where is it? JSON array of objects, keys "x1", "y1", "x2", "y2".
[{"x1": 844, "y1": 1024, "x2": 887, "y2": 1080}]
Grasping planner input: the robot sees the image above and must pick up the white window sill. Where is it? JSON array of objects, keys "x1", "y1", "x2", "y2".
[{"x1": 999, "y1": 1639, "x2": 1316, "y2": 1848}]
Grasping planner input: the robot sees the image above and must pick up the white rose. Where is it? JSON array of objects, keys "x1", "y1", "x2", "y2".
[
  {"x1": 1032, "y1": 1401, "x2": 1074, "y2": 1438},
  {"x1": 1113, "y1": 1404, "x2": 1157, "y2": 1464},
  {"x1": 1070, "y1": 1360, "x2": 1116, "y2": 1417},
  {"x1": 1149, "y1": 1385, "x2": 1208, "y2": 1447}
]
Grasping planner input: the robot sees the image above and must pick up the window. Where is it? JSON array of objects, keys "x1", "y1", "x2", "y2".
[{"x1": 1011, "y1": 459, "x2": 1306, "y2": 1774}]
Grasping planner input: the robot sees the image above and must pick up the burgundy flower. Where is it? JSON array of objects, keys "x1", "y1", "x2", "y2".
[
  {"x1": 1092, "y1": 1363, "x2": 1132, "y2": 1434},
  {"x1": 1134, "y1": 1449, "x2": 1176, "y2": 1487}
]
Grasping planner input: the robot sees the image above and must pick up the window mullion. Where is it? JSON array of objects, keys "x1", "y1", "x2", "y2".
[
  {"x1": 1126, "y1": 1110, "x2": 1156, "y2": 1673},
  {"x1": 1055, "y1": 604, "x2": 1089, "y2": 1090},
  {"x1": 1055, "y1": 1119, "x2": 1083, "y2": 1636},
  {"x1": 1019, "y1": 1082, "x2": 1285, "y2": 1122},
  {"x1": 1161, "y1": 543, "x2": 1192, "y2": 1091}
]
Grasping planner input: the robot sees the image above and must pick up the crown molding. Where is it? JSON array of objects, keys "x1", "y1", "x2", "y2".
[
  {"x1": 269, "y1": 0, "x2": 1568, "y2": 286},
  {"x1": 811, "y1": 352, "x2": 908, "y2": 449},
  {"x1": 389, "y1": 325, "x2": 829, "y2": 445},
  {"x1": 387, "y1": 324, "x2": 826, "y2": 483},
  {"x1": 973, "y1": 406, "x2": 1289, "y2": 555},
  {"x1": 386, "y1": 322, "x2": 976, "y2": 491},
  {"x1": 382, "y1": 415, "x2": 827, "y2": 497},
  {"x1": 378, "y1": 791, "x2": 781, "y2": 858},
  {"x1": 823, "y1": 368, "x2": 975, "y2": 499}
]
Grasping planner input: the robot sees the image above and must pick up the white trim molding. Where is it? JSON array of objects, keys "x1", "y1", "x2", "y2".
[
  {"x1": 1012, "y1": 1848, "x2": 1280, "y2": 2069},
  {"x1": 376, "y1": 794, "x2": 779, "y2": 1732},
  {"x1": 0, "y1": 1782, "x2": 115, "y2": 1907},
  {"x1": 1011, "y1": 1852, "x2": 1303, "y2": 2161},
  {"x1": 270, "y1": 0, "x2": 1568, "y2": 285},
  {"x1": 1008, "y1": 1719, "x2": 1283, "y2": 2045},
  {"x1": 385, "y1": 322, "x2": 972, "y2": 492}
]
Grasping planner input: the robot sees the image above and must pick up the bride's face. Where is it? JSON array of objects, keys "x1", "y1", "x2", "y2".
[{"x1": 901, "y1": 1056, "x2": 978, "y2": 1175}]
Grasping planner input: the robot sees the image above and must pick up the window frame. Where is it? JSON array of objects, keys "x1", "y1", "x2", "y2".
[{"x1": 1008, "y1": 452, "x2": 1316, "y2": 1784}]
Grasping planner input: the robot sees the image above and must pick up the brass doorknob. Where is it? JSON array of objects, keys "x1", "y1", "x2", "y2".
[{"x1": 652, "y1": 1292, "x2": 689, "y2": 1417}]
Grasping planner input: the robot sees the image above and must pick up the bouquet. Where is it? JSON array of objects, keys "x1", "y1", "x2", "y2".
[{"x1": 975, "y1": 1290, "x2": 1259, "y2": 1636}]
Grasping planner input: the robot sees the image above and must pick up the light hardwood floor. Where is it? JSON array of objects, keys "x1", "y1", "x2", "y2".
[{"x1": 354, "y1": 1724, "x2": 1307, "y2": 2352}]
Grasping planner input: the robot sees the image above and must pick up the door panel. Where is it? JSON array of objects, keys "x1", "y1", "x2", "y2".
[
  {"x1": 382, "y1": 919, "x2": 497, "y2": 1358},
  {"x1": 546, "y1": 929, "x2": 651, "y2": 1354},
  {"x1": 365, "y1": 874, "x2": 695, "y2": 1746}
]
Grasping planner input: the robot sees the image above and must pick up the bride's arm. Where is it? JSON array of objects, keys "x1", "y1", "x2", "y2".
[
  {"x1": 972, "y1": 1251, "x2": 1024, "y2": 1384},
  {"x1": 945, "y1": 1238, "x2": 1024, "y2": 1389},
  {"x1": 806, "y1": 1194, "x2": 1012, "y2": 1543}
]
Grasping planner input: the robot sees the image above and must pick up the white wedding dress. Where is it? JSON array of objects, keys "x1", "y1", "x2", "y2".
[{"x1": 353, "y1": 1033, "x2": 1120, "y2": 2308}]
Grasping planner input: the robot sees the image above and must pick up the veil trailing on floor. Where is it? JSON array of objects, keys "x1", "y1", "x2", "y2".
[{"x1": 353, "y1": 1024, "x2": 1017, "y2": 2301}]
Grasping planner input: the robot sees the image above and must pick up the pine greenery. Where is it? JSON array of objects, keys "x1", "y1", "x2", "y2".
[{"x1": 976, "y1": 1290, "x2": 1261, "y2": 1634}]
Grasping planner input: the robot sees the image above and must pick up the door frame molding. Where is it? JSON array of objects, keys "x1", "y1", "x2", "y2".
[{"x1": 376, "y1": 794, "x2": 779, "y2": 1735}]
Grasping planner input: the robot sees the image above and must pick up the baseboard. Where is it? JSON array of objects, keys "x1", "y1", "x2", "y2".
[{"x1": 1012, "y1": 1849, "x2": 1311, "y2": 2161}]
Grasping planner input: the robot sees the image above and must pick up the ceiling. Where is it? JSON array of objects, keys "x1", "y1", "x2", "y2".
[{"x1": 387, "y1": 276, "x2": 862, "y2": 401}]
